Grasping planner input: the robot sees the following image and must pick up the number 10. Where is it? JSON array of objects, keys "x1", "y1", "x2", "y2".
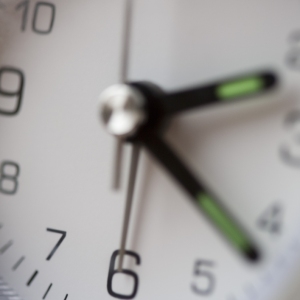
[{"x1": 16, "y1": 1, "x2": 56, "y2": 35}]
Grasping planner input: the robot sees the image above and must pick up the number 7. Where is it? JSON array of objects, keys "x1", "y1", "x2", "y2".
[{"x1": 46, "y1": 228, "x2": 67, "y2": 261}]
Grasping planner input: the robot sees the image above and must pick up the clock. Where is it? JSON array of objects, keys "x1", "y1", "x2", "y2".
[{"x1": 1, "y1": 0, "x2": 300, "y2": 299}]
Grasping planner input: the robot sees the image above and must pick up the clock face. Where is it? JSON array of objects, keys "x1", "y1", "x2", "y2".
[{"x1": 1, "y1": 0, "x2": 300, "y2": 300}]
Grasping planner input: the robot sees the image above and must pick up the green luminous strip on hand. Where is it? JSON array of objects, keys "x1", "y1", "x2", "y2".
[
  {"x1": 216, "y1": 77, "x2": 264, "y2": 100},
  {"x1": 198, "y1": 193, "x2": 250, "y2": 252}
]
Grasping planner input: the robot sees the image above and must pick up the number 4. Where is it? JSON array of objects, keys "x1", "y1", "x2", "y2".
[{"x1": 46, "y1": 228, "x2": 67, "y2": 261}]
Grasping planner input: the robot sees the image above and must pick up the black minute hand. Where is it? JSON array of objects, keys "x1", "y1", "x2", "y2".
[
  {"x1": 139, "y1": 132, "x2": 260, "y2": 262},
  {"x1": 159, "y1": 72, "x2": 277, "y2": 115}
]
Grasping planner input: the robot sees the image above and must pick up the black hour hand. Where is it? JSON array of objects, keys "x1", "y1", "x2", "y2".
[{"x1": 159, "y1": 71, "x2": 277, "y2": 116}]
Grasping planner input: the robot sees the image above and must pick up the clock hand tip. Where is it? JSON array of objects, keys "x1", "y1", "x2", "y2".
[
  {"x1": 262, "y1": 71, "x2": 279, "y2": 88},
  {"x1": 198, "y1": 193, "x2": 261, "y2": 263},
  {"x1": 245, "y1": 246, "x2": 260, "y2": 262}
]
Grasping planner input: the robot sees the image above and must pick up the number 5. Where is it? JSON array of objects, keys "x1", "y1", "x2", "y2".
[{"x1": 191, "y1": 260, "x2": 215, "y2": 296}]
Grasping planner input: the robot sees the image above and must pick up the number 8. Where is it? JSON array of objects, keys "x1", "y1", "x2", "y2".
[{"x1": 0, "y1": 161, "x2": 20, "y2": 195}]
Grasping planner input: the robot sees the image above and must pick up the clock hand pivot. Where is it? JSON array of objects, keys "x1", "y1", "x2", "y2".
[{"x1": 99, "y1": 84, "x2": 146, "y2": 139}]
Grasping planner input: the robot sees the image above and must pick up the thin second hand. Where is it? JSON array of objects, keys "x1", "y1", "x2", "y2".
[
  {"x1": 118, "y1": 144, "x2": 140, "y2": 272},
  {"x1": 112, "y1": 0, "x2": 134, "y2": 190},
  {"x1": 120, "y1": 0, "x2": 133, "y2": 83},
  {"x1": 112, "y1": 138, "x2": 124, "y2": 190}
]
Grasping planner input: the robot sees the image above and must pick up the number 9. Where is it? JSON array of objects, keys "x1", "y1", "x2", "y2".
[{"x1": 0, "y1": 67, "x2": 25, "y2": 116}]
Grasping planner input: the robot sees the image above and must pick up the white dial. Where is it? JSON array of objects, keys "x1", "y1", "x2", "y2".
[{"x1": 0, "y1": 1, "x2": 300, "y2": 300}]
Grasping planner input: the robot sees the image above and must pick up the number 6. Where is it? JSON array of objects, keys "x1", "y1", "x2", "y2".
[{"x1": 107, "y1": 250, "x2": 141, "y2": 299}]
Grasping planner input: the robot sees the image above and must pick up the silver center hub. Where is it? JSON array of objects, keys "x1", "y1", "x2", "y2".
[{"x1": 99, "y1": 84, "x2": 146, "y2": 138}]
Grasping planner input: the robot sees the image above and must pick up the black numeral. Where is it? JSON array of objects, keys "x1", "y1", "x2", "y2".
[
  {"x1": 0, "y1": 161, "x2": 20, "y2": 195},
  {"x1": 16, "y1": 1, "x2": 56, "y2": 34},
  {"x1": 16, "y1": 1, "x2": 29, "y2": 31},
  {"x1": 46, "y1": 228, "x2": 67, "y2": 261},
  {"x1": 257, "y1": 203, "x2": 283, "y2": 235},
  {"x1": 286, "y1": 30, "x2": 300, "y2": 71},
  {"x1": 32, "y1": 2, "x2": 55, "y2": 34},
  {"x1": 0, "y1": 67, "x2": 24, "y2": 116},
  {"x1": 107, "y1": 250, "x2": 141, "y2": 299},
  {"x1": 280, "y1": 110, "x2": 300, "y2": 167},
  {"x1": 191, "y1": 260, "x2": 215, "y2": 296}
]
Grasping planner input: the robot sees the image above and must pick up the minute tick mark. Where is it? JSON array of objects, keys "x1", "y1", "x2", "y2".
[
  {"x1": 0, "y1": 240, "x2": 13, "y2": 254},
  {"x1": 12, "y1": 256, "x2": 25, "y2": 271},
  {"x1": 27, "y1": 270, "x2": 38, "y2": 286},
  {"x1": 42, "y1": 283, "x2": 52, "y2": 299}
]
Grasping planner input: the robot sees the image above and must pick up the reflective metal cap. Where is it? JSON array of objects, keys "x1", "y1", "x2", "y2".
[{"x1": 99, "y1": 84, "x2": 146, "y2": 138}]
